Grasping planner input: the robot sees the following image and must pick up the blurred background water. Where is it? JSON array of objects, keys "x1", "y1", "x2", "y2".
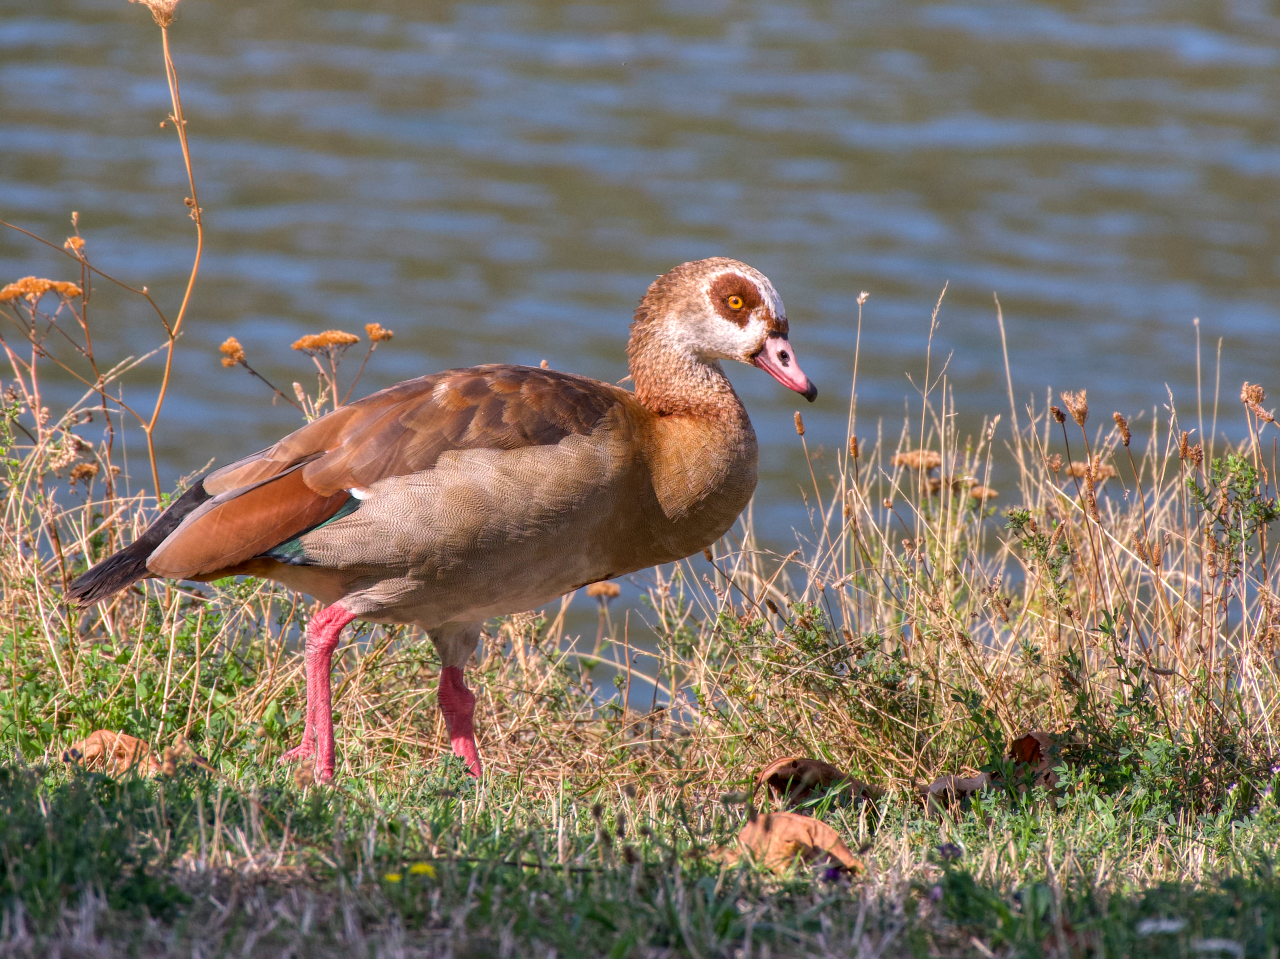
[{"x1": 2, "y1": 0, "x2": 1279, "y2": 645}]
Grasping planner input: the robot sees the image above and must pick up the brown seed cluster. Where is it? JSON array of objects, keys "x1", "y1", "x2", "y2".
[
  {"x1": 1241, "y1": 381, "x2": 1275, "y2": 423},
  {"x1": 1066, "y1": 458, "x2": 1117, "y2": 482},
  {"x1": 292, "y1": 330, "x2": 360, "y2": 352},
  {"x1": 1060, "y1": 390, "x2": 1089, "y2": 426},
  {"x1": 892, "y1": 449, "x2": 942, "y2": 472},
  {"x1": 69, "y1": 462, "x2": 99, "y2": 486},
  {"x1": 129, "y1": 0, "x2": 181, "y2": 28},
  {"x1": 1113, "y1": 412, "x2": 1131, "y2": 446},
  {"x1": 0, "y1": 276, "x2": 83, "y2": 303},
  {"x1": 64, "y1": 236, "x2": 86, "y2": 256},
  {"x1": 219, "y1": 336, "x2": 245, "y2": 367},
  {"x1": 586, "y1": 581, "x2": 621, "y2": 600},
  {"x1": 1177, "y1": 431, "x2": 1205, "y2": 466},
  {"x1": 926, "y1": 473, "x2": 998, "y2": 502},
  {"x1": 365, "y1": 322, "x2": 395, "y2": 343}
]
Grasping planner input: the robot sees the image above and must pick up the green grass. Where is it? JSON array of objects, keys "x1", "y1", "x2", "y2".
[{"x1": 4, "y1": 22, "x2": 1280, "y2": 948}]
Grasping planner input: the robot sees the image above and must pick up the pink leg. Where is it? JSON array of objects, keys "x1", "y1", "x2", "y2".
[
  {"x1": 438, "y1": 666, "x2": 481, "y2": 777},
  {"x1": 279, "y1": 603, "x2": 357, "y2": 783}
]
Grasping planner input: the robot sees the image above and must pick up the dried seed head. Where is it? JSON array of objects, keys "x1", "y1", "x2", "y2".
[
  {"x1": 891, "y1": 449, "x2": 942, "y2": 472},
  {"x1": 985, "y1": 414, "x2": 1001, "y2": 442},
  {"x1": 219, "y1": 336, "x2": 245, "y2": 367},
  {"x1": 1241, "y1": 382, "x2": 1274, "y2": 422},
  {"x1": 1242, "y1": 382, "x2": 1266, "y2": 406},
  {"x1": 364, "y1": 322, "x2": 394, "y2": 343},
  {"x1": 69, "y1": 462, "x2": 99, "y2": 486},
  {"x1": 848, "y1": 436, "x2": 859, "y2": 460},
  {"x1": 615, "y1": 812, "x2": 627, "y2": 838},
  {"x1": 882, "y1": 497, "x2": 893, "y2": 509},
  {"x1": 621, "y1": 845, "x2": 639, "y2": 864},
  {"x1": 857, "y1": 291, "x2": 869, "y2": 306},
  {"x1": 294, "y1": 763, "x2": 314, "y2": 789},
  {"x1": 1066, "y1": 459, "x2": 1116, "y2": 481},
  {"x1": 794, "y1": 412, "x2": 805, "y2": 436},
  {"x1": 292, "y1": 382, "x2": 307, "y2": 405},
  {"x1": 969, "y1": 485, "x2": 998, "y2": 502},
  {"x1": 1046, "y1": 453, "x2": 1063, "y2": 474},
  {"x1": 1050, "y1": 406, "x2": 1066, "y2": 425},
  {"x1": 586, "y1": 581, "x2": 620, "y2": 601},
  {"x1": 1191, "y1": 444, "x2": 1204, "y2": 466},
  {"x1": 291, "y1": 329, "x2": 360, "y2": 352},
  {"x1": 764, "y1": 598, "x2": 779, "y2": 616},
  {"x1": 591, "y1": 803, "x2": 604, "y2": 821},
  {"x1": 0, "y1": 276, "x2": 83, "y2": 303},
  {"x1": 1060, "y1": 390, "x2": 1088, "y2": 427},
  {"x1": 129, "y1": 0, "x2": 181, "y2": 28},
  {"x1": 64, "y1": 235, "x2": 85, "y2": 256},
  {"x1": 1113, "y1": 412, "x2": 1131, "y2": 447},
  {"x1": 1178, "y1": 431, "x2": 1191, "y2": 461},
  {"x1": 1133, "y1": 536, "x2": 1149, "y2": 564}
]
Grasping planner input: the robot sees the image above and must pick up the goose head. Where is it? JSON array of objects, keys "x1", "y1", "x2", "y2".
[{"x1": 629, "y1": 257, "x2": 817, "y2": 405}]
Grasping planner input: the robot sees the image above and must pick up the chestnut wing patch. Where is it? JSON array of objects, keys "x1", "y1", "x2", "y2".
[{"x1": 153, "y1": 366, "x2": 625, "y2": 579}]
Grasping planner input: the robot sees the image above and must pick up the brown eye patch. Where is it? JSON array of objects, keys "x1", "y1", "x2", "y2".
[{"x1": 709, "y1": 273, "x2": 763, "y2": 327}]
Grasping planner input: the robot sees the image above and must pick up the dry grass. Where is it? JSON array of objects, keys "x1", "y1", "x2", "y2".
[{"x1": 1, "y1": 5, "x2": 1280, "y2": 955}]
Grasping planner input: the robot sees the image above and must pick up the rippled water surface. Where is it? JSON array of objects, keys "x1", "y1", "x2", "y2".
[{"x1": 3, "y1": 0, "x2": 1280, "y2": 549}]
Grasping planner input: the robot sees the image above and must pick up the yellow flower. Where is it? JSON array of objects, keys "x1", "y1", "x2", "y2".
[
  {"x1": 0, "y1": 276, "x2": 83, "y2": 303},
  {"x1": 219, "y1": 337, "x2": 245, "y2": 367},
  {"x1": 409, "y1": 862, "x2": 436, "y2": 877},
  {"x1": 383, "y1": 872, "x2": 402, "y2": 883},
  {"x1": 292, "y1": 330, "x2": 359, "y2": 352}
]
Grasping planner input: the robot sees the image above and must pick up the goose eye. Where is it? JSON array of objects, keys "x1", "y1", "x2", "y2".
[{"x1": 726, "y1": 294, "x2": 744, "y2": 310}]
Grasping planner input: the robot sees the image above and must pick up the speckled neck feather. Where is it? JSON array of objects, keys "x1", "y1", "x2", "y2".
[{"x1": 626, "y1": 259, "x2": 747, "y2": 421}]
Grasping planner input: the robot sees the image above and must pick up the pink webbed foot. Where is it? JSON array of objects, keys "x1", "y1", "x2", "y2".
[
  {"x1": 279, "y1": 740, "x2": 315, "y2": 765},
  {"x1": 439, "y1": 665, "x2": 481, "y2": 777}
]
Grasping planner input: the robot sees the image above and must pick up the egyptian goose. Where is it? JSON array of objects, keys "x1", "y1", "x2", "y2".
[{"x1": 68, "y1": 257, "x2": 816, "y2": 781}]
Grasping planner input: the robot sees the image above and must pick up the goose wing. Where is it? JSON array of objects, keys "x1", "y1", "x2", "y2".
[{"x1": 146, "y1": 365, "x2": 627, "y2": 580}]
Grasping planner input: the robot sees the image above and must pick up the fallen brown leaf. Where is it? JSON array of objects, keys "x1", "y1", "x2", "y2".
[
  {"x1": 756, "y1": 757, "x2": 883, "y2": 807},
  {"x1": 63, "y1": 730, "x2": 214, "y2": 778},
  {"x1": 63, "y1": 730, "x2": 160, "y2": 776},
  {"x1": 920, "y1": 772, "x2": 992, "y2": 813},
  {"x1": 1009, "y1": 730, "x2": 1059, "y2": 790},
  {"x1": 726, "y1": 811, "x2": 862, "y2": 875}
]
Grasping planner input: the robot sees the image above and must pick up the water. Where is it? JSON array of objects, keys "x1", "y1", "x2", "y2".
[{"x1": 3, "y1": 0, "x2": 1280, "y2": 638}]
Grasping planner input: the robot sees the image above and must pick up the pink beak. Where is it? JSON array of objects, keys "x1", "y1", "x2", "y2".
[{"x1": 752, "y1": 335, "x2": 817, "y2": 402}]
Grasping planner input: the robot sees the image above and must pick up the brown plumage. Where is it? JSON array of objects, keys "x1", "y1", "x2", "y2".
[{"x1": 68, "y1": 257, "x2": 817, "y2": 782}]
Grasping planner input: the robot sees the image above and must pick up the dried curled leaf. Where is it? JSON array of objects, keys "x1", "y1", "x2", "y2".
[
  {"x1": 62, "y1": 730, "x2": 160, "y2": 776},
  {"x1": 920, "y1": 772, "x2": 992, "y2": 813},
  {"x1": 756, "y1": 756, "x2": 882, "y2": 807},
  {"x1": 726, "y1": 811, "x2": 861, "y2": 875},
  {"x1": 63, "y1": 730, "x2": 213, "y2": 778},
  {"x1": 1009, "y1": 730, "x2": 1059, "y2": 791}
]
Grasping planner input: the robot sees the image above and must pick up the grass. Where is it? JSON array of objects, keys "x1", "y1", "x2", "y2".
[{"x1": 3, "y1": 5, "x2": 1280, "y2": 956}]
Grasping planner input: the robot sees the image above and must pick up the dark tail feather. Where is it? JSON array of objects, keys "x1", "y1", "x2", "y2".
[{"x1": 67, "y1": 481, "x2": 212, "y2": 606}]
